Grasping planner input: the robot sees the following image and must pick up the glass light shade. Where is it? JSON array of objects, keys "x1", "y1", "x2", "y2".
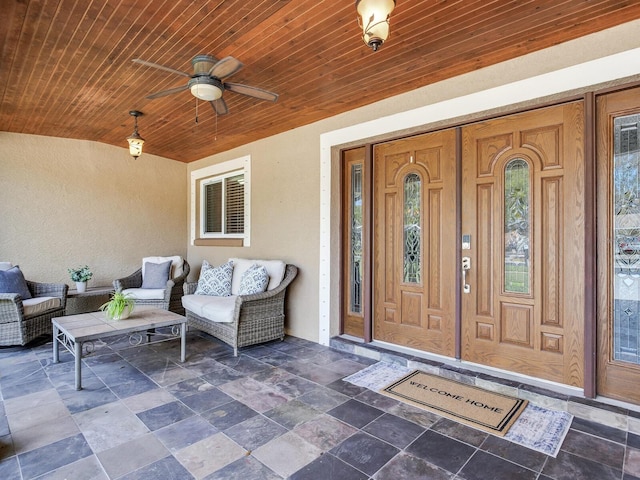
[
  {"x1": 127, "y1": 133, "x2": 144, "y2": 159},
  {"x1": 190, "y1": 82, "x2": 223, "y2": 101},
  {"x1": 356, "y1": 0, "x2": 395, "y2": 51}
]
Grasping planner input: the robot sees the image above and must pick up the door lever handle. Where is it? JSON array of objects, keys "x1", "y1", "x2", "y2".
[{"x1": 462, "y1": 256, "x2": 471, "y2": 293}]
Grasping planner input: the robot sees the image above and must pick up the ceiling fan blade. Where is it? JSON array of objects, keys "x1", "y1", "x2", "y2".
[
  {"x1": 132, "y1": 58, "x2": 191, "y2": 78},
  {"x1": 208, "y1": 56, "x2": 244, "y2": 79},
  {"x1": 146, "y1": 84, "x2": 189, "y2": 99},
  {"x1": 224, "y1": 82, "x2": 279, "y2": 102},
  {"x1": 210, "y1": 97, "x2": 229, "y2": 115}
]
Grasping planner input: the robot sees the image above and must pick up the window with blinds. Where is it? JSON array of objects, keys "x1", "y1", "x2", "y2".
[{"x1": 201, "y1": 172, "x2": 245, "y2": 237}]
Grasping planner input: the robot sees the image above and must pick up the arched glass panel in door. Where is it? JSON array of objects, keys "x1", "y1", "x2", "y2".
[
  {"x1": 504, "y1": 158, "x2": 531, "y2": 294},
  {"x1": 404, "y1": 173, "x2": 421, "y2": 283}
]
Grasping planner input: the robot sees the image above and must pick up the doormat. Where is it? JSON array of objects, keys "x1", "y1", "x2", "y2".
[
  {"x1": 344, "y1": 362, "x2": 572, "y2": 456},
  {"x1": 382, "y1": 370, "x2": 527, "y2": 436}
]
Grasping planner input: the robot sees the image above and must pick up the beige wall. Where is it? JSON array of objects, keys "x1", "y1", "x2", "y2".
[{"x1": 0, "y1": 133, "x2": 187, "y2": 287}]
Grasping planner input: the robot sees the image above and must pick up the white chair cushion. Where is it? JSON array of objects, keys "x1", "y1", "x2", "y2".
[
  {"x1": 229, "y1": 258, "x2": 286, "y2": 294},
  {"x1": 122, "y1": 288, "x2": 165, "y2": 300},
  {"x1": 23, "y1": 297, "x2": 61, "y2": 316},
  {"x1": 142, "y1": 256, "x2": 183, "y2": 280},
  {"x1": 0, "y1": 262, "x2": 12, "y2": 271},
  {"x1": 182, "y1": 294, "x2": 237, "y2": 323}
]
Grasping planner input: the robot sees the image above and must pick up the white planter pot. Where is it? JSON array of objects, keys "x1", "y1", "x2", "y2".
[
  {"x1": 75, "y1": 281, "x2": 87, "y2": 293},
  {"x1": 113, "y1": 305, "x2": 132, "y2": 321}
]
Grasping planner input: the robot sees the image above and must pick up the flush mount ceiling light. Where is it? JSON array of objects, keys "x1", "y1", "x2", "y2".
[
  {"x1": 126, "y1": 110, "x2": 145, "y2": 159},
  {"x1": 188, "y1": 75, "x2": 223, "y2": 101},
  {"x1": 355, "y1": 0, "x2": 396, "y2": 52}
]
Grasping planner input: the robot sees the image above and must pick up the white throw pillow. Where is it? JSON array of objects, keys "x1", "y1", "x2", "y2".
[
  {"x1": 229, "y1": 258, "x2": 286, "y2": 294},
  {"x1": 238, "y1": 264, "x2": 269, "y2": 295},
  {"x1": 195, "y1": 260, "x2": 233, "y2": 296}
]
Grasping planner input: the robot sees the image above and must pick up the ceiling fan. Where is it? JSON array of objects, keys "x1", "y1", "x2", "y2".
[{"x1": 132, "y1": 54, "x2": 278, "y2": 115}]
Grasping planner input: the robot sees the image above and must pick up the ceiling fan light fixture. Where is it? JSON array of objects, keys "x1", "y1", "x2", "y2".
[
  {"x1": 188, "y1": 77, "x2": 223, "y2": 101},
  {"x1": 355, "y1": 0, "x2": 396, "y2": 51},
  {"x1": 126, "y1": 110, "x2": 145, "y2": 159}
]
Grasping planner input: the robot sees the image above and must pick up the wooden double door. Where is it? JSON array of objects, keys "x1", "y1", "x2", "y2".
[{"x1": 369, "y1": 102, "x2": 585, "y2": 387}]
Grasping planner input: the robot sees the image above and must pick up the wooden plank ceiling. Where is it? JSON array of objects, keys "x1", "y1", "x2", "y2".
[{"x1": 1, "y1": 0, "x2": 639, "y2": 163}]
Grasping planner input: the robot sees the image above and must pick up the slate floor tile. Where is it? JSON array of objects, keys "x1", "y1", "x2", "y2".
[
  {"x1": 560, "y1": 428, "x2": 625, "y2": 469},
  {"x1": 458, "y1": 450, "x2": 538, "y2": 480},
  {"x1": 119, "y1": 455, "x2": 194, "y2": 480},
  {"x1": 36, "y1": 455, "x2": 109, "y2": 480},
  {"x1": 626, "y1": 447, "x2": 640, "y2": 478},
  {"x1": 200, "y1": 399, "x2": 258, "y2": 430},
  {"x1": 264, "y1": 399, "x2": 322, "y2": 429},
  {"x1": 174, "y1": 432, "x2": 246, "y2": 479},
  {"x1": 330, "y1": 431, "x2": 400, "y2": 476},
  {"x1": 327, "y1": 398, "x2": 384, "y2": 428},
  {"x1": 373, "y1": 452, "x2": 453, "y2": 480},
  {"x1": 363, "y1": 412, "x2": 426, "y2": 449},
  {"x1": 96, "y1": 433, "x2": 169, "y2": 479},
  {"x1": 289, "y1": 452, "x2": 368, "y2": 480},
  {"x1": 223, "y1": 414, "x2": 288, "y2": 451},
  {"x1": 542, "y1": 450, "x2": 622, "y2": 480},
  {"x1": 431, "y1": 417, "x2": 488, "y2": 447},
  {"x1": 252, "y1": 431, "x2": 322, "y2": 478},
  {"x1": 136, "y1": 400, "x2": 194, "y2": 431},
  {"x1": 296, "y1": 386, "x2": 349, "y2": 411},
  {"x1": 569, "y1": 416, "x2": 627, "y2": 444},
  {"x1": 292, "y1": 414, "x2": 358, "y2": 451},
  {"x1": 18, "y1": 433, "x2": 92, "y2": 480},
  {"x1": 480, "y1": 434, "x2": 547, "y2": 472},
  {"x1": 406, "y1": 430, "x2": 476, "y2": 474},
  {"x1": 153, "y1": 415, "x2": 219, "y2": 452},
  {"x1": 179, "y1": 387, "x2": 234, "y2": 414},
  {"x1": 203, "y1": 456, "x2": 282, "y2": 480}
]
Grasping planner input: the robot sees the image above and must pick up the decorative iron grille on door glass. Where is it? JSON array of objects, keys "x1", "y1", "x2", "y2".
[
  {"x1": 504, "y1": 158, "x2": 530, "y2": 294},
  {"x1": 350, "y1": 164, "x2": 363, "y2": 313},
  {"x1": 613, "y1": 114, "x2": 640, "y2": 364},
  {"x1": 404, "y1": 173, "x2": 421, "y2": 283}
]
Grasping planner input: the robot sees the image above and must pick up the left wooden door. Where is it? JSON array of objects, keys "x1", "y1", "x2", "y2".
[{"x1": 372, "y1": 129, "x2": 457, "y2": 356}]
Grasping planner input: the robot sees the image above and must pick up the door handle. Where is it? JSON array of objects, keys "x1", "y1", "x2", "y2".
[{"x1": 462, "y1": 256, "x2": 471, "y2": 293}]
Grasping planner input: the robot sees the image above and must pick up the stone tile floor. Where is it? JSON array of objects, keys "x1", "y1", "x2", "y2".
[{"x1": 1, "y1": 330, "x2": 640, "y2": 479}]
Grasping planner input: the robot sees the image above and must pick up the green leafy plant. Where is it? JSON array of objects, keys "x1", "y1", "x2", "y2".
[
  {"x1": 68, "y1": 265, "x2": 93, "y2": 282},
  {"x1": 100, "y1": 291, "x2": 135, "y2": 320}
]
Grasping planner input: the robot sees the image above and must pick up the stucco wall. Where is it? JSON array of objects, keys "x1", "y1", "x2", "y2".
[
  {"x1": 188, "y1": 19, "x2": 640, "y2": 344},
  {"x1": 0, "y1": 133, "x2": 187, "y2": 287}
]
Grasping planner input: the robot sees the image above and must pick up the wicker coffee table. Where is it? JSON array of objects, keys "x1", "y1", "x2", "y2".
[{"x1": 52, "y1": 306, "x2": 187, "y2": 390}]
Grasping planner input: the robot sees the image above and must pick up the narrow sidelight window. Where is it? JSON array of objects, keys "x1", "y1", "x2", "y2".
[{"x1": 350, "y1": 164, "x2": 363, "y2": 313}]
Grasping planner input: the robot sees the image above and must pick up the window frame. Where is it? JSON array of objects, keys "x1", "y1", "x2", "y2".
[{"x1": 190, "y1": 155, "x2": 251, "y2": 246}]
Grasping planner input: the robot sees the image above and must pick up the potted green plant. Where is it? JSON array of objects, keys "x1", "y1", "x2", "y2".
[
  {"x1": 68, "y1": 265, "x2": 93, "y2": 293},
  {"x1": 100, "y1": 291, "x2": 135, "y2": 320}
]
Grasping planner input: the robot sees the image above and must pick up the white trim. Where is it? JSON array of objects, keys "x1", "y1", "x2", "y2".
[
  {"x1": 319, "y1": 47, "x2": 640, "y2": 346},
  {"x1": 190, "y1": 155, "x2": 251, "y2": 246}
]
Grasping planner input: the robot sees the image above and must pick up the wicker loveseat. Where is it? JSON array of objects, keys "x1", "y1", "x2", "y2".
[
  {"x1": 182, "y1": 259, "x2": 297, "y2": 356},
  {"x1": 0, "y1": 263, "x2": 68, "y2": 346},
  {"x1": 113, "y1": 256, "x2": 190, "y2": 315}
]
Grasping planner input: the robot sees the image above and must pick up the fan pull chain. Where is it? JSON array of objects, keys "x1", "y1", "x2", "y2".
[
  {"x1": 215, "y1": 110, "x2": 218, "y2": 141},
  {"x1": 195, "y1": 98, "x2": 199, "y2": 124}
]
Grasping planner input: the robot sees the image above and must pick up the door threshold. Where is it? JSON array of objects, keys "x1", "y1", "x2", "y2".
[{"x1": 331, "y1": 335, "x2": 640, "y2": 433}]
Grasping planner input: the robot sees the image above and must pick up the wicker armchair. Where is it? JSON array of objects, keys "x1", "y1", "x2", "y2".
[
  {"x1": 114, "y1": 258, "x2": 190, "y2": 315},
  {"x1": 183, "y1": 264, "x2": 297, "y2": 356},
  {"x1": 0, "y1": 280, "x2": 68, "y2": 346}
]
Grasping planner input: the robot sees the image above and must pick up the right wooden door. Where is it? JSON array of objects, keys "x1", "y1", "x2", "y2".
[{"x1": 461, "y1": 102, "x2": 585, "y2": 386}]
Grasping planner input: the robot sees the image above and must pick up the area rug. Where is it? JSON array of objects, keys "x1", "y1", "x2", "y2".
[
  {"x1": 344, "y1": 362, "x2": 572, "y2": 456},
  {"x1": 382, "y1": 370, "x2": 527, "y2": 436}
]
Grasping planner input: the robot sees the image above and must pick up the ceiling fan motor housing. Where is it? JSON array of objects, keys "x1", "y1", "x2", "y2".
[{"x1": 191, "y1": 55, "x2": 218, "y2": 76}]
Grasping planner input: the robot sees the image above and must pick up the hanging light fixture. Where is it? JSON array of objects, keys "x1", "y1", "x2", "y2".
[
  {"x1": 126, "y1": 110, "x2": 145, "y2": 159},
  {"x1": 355, "y1": 0, "x2": 396, "y2": 52}
]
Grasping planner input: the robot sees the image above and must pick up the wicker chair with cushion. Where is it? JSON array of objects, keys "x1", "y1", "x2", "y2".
[
  {"x1": 182, "y1": 259, "x2": 297, "y2": 356},
  {"x1": 113, "y1": 256, "x2": 190, "y2": 315},
  {"x1": 0, "y1": 263, "x2": 68, "y2": 346}
]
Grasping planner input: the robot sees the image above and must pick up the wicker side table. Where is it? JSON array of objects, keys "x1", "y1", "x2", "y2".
[{"x1": 65, "y1": 286, "x2": 114, "y2": 315}]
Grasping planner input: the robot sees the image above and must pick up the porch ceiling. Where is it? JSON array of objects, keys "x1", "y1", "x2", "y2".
[{"x1": 1, "y1": 0, "x2": 639, "y2": 163}]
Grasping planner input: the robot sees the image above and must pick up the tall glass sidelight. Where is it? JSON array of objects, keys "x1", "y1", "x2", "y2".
[
  {"x1": 350, "y1": 164, "x2": 363, "y2": 313},
  {"x1": 613, "y1": 114, "x2": 640, "y2": 364}
]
